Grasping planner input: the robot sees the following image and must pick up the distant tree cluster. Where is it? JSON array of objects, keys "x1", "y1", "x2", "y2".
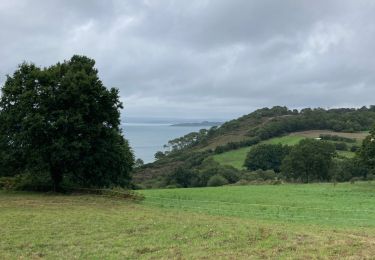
[
  {"x1": 244, "y1": 144, "x2": 290, "y2": 173},
  {"x1": 280, "y1": 139, "x2": 336, "y2": 182},
  {"x1": 166, "y1": 129, "x2": 208, "y2": 152},
  {"x1": 164, "y1": 159, "x2": 241, "y2": 188},
  {"x1": 0, "y1": 56, "x2": 134, "y2": 191},
  {"x1": 214, "y1": 137, "x2": 260, "y2": 154},
  {"x1": 249, "y1": 107, "x2": 375, "y2": 140}
]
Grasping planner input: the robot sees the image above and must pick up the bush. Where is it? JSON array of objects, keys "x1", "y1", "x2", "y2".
[
  {"x1": 319, "y1": 134, "x2": 356, "y2": 143},
  {"x1": 240, "y1": 169, "x2": 277, "y2": 182},
  {"x1": 165, "y1": 167, "x2": 199, "y2": 188},
  {"x1": 329, "y1": 159, "x2": 353, "y2": 182},
  {"x1": 334, "y1": 142, "x2": 348, "y2": 151},
  {"x1": 0, "y1": 172, "x2": 51, "y2": 191},
  {"x1": 207, "y1": 175, "x2": 228, "y2": 187}
]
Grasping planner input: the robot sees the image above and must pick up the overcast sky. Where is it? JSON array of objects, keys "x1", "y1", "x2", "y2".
[{"x1": 1, "y1": 0, "x2": 375, "y2": 121}]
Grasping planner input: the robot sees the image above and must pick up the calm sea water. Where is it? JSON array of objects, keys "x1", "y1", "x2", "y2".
[{"x1": 122, "y1": 123, "x2": 205, "y2": 163}]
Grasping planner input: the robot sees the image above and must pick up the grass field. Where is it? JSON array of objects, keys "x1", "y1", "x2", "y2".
[
  {"x1": 141, "y1": 182, "x2": 375, "y2": 227},
  {"x1": 337, "y1": 150, "x2": 356, "y2": 158},
  {"x1": 1, "y1": 182, "x2": 375, "y2": 259},
  {"x1": 289, "y1": 130, "x2": 368, "y2": 140},
  {"x1": 212, "y1": 132, "x2": 361, "y2": 169},
  {"x1": 212, "y1": 135, "x2": 305, "y2": 169}
]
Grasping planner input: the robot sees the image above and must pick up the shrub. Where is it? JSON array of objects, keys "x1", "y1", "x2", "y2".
[
  {"x1": 0, "y1": 172, "x2": 51, "y2": 191},
  {"x1": 334, "y1": 142, "x2": 348, "y2": 151},
  {"x1": 207, "y1": 175, "x2": 228, "y2": 187}
]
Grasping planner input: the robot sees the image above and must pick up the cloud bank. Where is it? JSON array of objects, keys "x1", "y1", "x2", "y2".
[{"x1": 1, "y1": 0, "x2": 375, "y2": 120}]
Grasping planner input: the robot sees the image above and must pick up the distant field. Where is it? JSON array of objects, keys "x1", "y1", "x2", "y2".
[
  {"x1": 213, "y1": 131, "x2": 364, "y2": 169},
  {"x1": 289, "y1": 130, "x2": 368, "y2": 141},
  {"x1": 2, "y1": 183, "x2": 375, "y2": 258},
  {"x1": 211, "y1": 146, "x2": 252, "y2": 169},
  {"x1": 212, "y1": 135, "x2": 305, "y2": 169}
]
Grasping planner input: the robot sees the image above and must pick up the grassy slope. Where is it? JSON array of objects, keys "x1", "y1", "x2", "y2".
[
  {"x1": 2, "y1": 183, "x2": 375, "y2": 259},
  {"x1": 212, "y1": 131, "x2": 363, "y2": 169},
  {"x1": 212, "y1": 135, "x2": 306, "y2": 169}
]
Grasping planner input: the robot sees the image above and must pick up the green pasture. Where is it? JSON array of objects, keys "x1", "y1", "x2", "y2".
[
  {"x1": 212, "y1": 135, "x2": 357, "y2": 169},
  {"x1": 141, "y1": 182, "x2": 375, "y2": 228},
  {"x1": 212, "y1": 135, "x2": 306, "y2": 169},
  {"x1": 1, "y1": 182, "x2": 375, "y2": 258}
]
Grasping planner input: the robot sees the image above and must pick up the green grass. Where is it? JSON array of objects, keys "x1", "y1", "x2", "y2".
[
  {"x1": 211, "y1": 146, "x2": 252, "y2": 169},
  {"x1": 1, "y1": 183, "x2": 375, "y2": 259},
  {"x1": 213, "y1": 135, "x2": 305, "y2": 169},
  {"x1": 140, "y1": 182, "x2": 375, "y2": 228},
  {"x1": 337, "y1": 150, "x2": 356, "y2": 158},
  {"x1": 212, "y1": 134, "x2": 360, "y2": 168},
  {"x1": 262, "y1": 135, "x2": 306, "y2": 145}
]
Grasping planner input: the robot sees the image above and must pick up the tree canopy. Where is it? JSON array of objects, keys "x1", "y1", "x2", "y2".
[
  {"x1": 244, "y1": 144, "x2": 290, "y2": 172},
  {"x1": 281, "y1": 139, "x2": 336, "y2": 182},
  {"x1": 0, "y1": 55, "x2": 134, "y2": 191},
  {"x1": 359, "y1": 128, "x2": 375, "y2": 172}
]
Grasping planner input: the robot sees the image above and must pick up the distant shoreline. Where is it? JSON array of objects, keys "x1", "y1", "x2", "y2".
[{"x1": 170, "y1": 121, "x2": 222, "y2": 127}]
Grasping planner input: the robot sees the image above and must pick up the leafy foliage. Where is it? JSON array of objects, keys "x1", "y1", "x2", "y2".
[
  {"x1": 0, "y1": 56, "x2": 134, "y2": 191},
  {"x1": 319, "y1": 134, "x2": 356, "y2": 143},
  {"x1": 281, "y1": 139, "x2": 336, "y2": 182},
  {"x1": 244, "y1": 144, "x2": 290, "y2": 172},
  {"x1": 359, "y1": 128, "x2": 375, "y2": 170},
  {"x1": 207, "y1": 174, "x2": 228, "y2": 187}
]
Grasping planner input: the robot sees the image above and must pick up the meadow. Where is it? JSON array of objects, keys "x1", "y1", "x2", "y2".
[
  {"x1": 1, "y1": 182, "x2": 375, "y2": 259},
  {"x1": 212, "y1": 135, "x2": 306, "y2": 169},
  {"x1": 140, "y1": 182, "x2": 375, "y2": 227},
  {"x1": 212, "y1": 133, "x2": 360, "y2": 169}
]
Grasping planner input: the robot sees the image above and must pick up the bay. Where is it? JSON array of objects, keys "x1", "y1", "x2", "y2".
[{"x1": 122, "y1": 123, "x2": 206, "y2": 163}]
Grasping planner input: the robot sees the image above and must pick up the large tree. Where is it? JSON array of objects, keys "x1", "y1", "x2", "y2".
[
  {"x1": 359, "y1": 127, "x2": 375, "y2": 174},
  {"x1": 0, "y1": 55, "x2": 134, "y2": 191},
  {"x1": 244, "y1": 144, "x2": 290, "y2": 172},
  {"x1": 281, "y1": 139, "x2": 336, "y2": 182}
]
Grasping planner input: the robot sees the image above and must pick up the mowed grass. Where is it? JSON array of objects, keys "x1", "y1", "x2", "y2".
[
  {"x1": 212, "y1": 135, "x2": 305, "y2": 169},
  {"x1": 141, "y1": 182, "x2": 375, "y2": 228},
  {"x1": 1, "y1": 183, "x2": 375, "y2": 259}
]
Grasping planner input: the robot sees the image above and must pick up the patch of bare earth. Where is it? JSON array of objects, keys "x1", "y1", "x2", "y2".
[{"x1": 289, "y1": 130, "x2": 368, "y2": 140}]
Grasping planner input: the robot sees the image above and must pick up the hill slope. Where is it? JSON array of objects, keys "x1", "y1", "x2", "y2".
[{"x1": 134, "y1": 106, "x2": 375, "y2": 188}]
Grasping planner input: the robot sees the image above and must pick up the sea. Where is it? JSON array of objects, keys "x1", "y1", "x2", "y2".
[{"x1": 122, "y1": 122, "x2": 209, "y2": 163}]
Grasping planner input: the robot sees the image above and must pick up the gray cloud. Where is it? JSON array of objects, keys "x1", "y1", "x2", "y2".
[{"x1": 1, "y1": 0, "x2": 375, "y2": 120}]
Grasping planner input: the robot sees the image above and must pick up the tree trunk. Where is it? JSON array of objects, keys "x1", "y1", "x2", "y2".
[{"x1": 51, "y1": 168, "x2": 62, "y2": 192}]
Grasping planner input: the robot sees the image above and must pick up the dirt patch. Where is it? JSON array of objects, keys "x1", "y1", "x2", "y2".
[{"x1": 289, "y1": 130, "x2": 369, "y2": 140}]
